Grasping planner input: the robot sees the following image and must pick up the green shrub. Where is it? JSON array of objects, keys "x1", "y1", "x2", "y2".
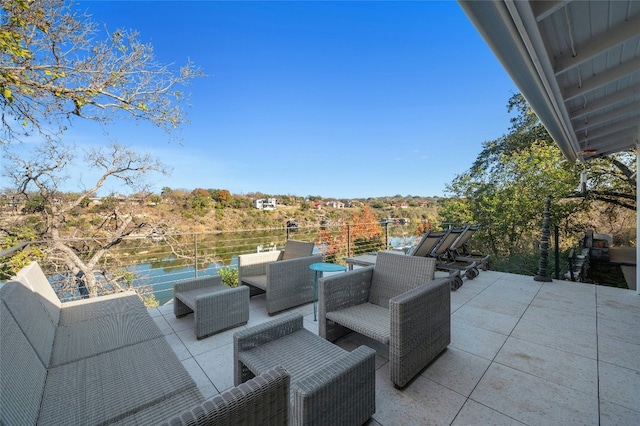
[{"x1": 217, "y1": 265, "x2": 238, "y2": 287}]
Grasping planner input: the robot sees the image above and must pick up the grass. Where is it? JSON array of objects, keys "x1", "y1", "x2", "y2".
[
  {"x1": 587, "y1": 263, "x2": 629, "y2": 289},
  {"x1": 489, "y1": 250, "x2": 630, "y2": 289}
]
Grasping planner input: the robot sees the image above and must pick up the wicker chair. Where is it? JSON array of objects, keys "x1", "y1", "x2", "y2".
[
  {"x1": 234, "y1": 313, "x2": 376, "y2": 426},
  {"x1": 162, "y1": 366, "x2": 290, "y2": 426},
  {"x1": 237, "y1": 240, "x2": 322, "y2": 315},
  {"x1": 174, "y1": 275, "x2": 250, "y2": 339},
  {"x1": 318, "y1": 252, "x2": 451, "y2": 388}
]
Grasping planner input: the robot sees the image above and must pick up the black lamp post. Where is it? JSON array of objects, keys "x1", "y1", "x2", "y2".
[{"x1": 534, "y1": 196, "x2": 553, "y2": 282}]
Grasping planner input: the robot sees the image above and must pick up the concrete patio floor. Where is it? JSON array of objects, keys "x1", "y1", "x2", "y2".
[{"x1": 148, "y1": 271, "x2": 640, "y2": 425}]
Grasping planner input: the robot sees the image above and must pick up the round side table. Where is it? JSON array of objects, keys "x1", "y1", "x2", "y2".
[{"x1": 309, "y1": 262, "x2": 347, "y2": 321}]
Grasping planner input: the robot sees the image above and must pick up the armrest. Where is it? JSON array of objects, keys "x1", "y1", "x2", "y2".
[
  {"x1": 194, "y1": 284, "x2": 248, "y2": 311},
  {"x1": 174, "y1": 275, "x2": 222, "y2": 294},
  {"x1": 266, "y1": 254, "x2": 322, "y2": 286},
  {"x1": 59, "y1": 291, "x2": 143, "y2": 325},
  {"x1": 389, "y1": 277, "x2": 451, "y2": 387},
  {"x1": 62, "y1": 290, "x2": 138, "y2": 307},
  {"x1": 161, "y1": 366, "x2": 290, "y2": 426},
  {"x1": 291, "y1": 345, "x2": 375, "y2": 425},
  {"x1": 390, "y1": 277, "x2": 451, "y2": 325},
  {"x1": 234, "y1": 312, "x2": 303, "y2": 353},
  {"x1": 318, "y1": 267, "x2": 374, "y2": 315},
  {"x1": 237, "y1": 251, "x2": 283, "y2": 282}
]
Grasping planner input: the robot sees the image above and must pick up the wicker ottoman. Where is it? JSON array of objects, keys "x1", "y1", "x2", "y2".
[
  {"x1": 174, "y1": 276, "x2": 249, "y2": 339},
  {"x1": 234, "y1": 313, "x2": 376, "y2": 426}
]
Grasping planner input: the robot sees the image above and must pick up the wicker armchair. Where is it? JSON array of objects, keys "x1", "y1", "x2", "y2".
[
  {"x1": 174, "y1": 275, "x2": 249, "y2": 339},
  {"x1": 162, "y1": 366, "x2": 290, "y2": 426},
  {"x1": 237, "y1": 240, "x2": 322, "y2": 315},
  {"x1": 234, "y1": 313, "x2": 376, "y2": 426},
  {"x1": 318, "y1": 252, "x2": 451, "y2": 388}
]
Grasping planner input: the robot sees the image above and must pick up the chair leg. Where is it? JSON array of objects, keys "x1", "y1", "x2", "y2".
[{"x1": 173, "y1": 296, "x2": 192, "y2": 318}]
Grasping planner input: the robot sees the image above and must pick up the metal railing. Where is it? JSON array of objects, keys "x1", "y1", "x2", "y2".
[{"x1": 29, "y1": 222, "x2": 420, "y2": 305}]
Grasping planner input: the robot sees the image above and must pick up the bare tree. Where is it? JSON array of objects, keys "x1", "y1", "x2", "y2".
[
  {"x1": 1, "y1": 0, "x2": 202, "y2": 298},
  {"x1": 1, "y1": 0, "x2": 201, "y2": 143},
  {"x1": 3, "y1": 140, "x2": 169, "y2": 296}
]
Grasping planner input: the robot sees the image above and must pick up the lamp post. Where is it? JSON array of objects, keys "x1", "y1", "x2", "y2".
[{"x1": 534, "y1": 196, "x2": 553, "y2": 282}]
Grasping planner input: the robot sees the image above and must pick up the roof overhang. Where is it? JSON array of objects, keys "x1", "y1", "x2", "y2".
[{"x1": 458, "y1": 0, "x2": 640, "y2": 162}]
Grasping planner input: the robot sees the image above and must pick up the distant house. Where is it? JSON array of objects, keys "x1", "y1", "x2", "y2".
[
  {"x1": 393, "y1": 202, "x2": 408, "y2": 209},
  {"x1": 254, "y1": 198, "x2": 277, "y2": 210},
  {"x1": 325, "y1": 201, "x2": 344, "y2": 209}
]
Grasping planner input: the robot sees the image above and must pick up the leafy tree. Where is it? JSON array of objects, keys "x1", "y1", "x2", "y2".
[
  {"x1": 316, "y1": 228, "x2": 344, "y2": 263},
  {"x1": 0, "y1": 227, "x2": 45, "y2": 280},
  {"x1": 350, "y1": 205, "x2": 381, "y2": 241},
  {"x1": 443, "y1": 93, "x2": 636, "y2": 261},
  {"x1": 21, "y1": 193, "x2": 47, "y2": 213},
  {"x1": 573, "y1": 152, "x2": 637, "y2": 211},
  {"x1": 347, "y1": 205, "x2": 384, "y2": 255},
  {"x1": 210, "y1": 189, "x2": 233, "y2": 206},
  {"x1": 1, "y1": 0, "x2": 201, "y2": 143},
  {"x1": 191, "y1": 188, "x2": 211, "y2": 199},
  {"x1": 79, "y1": 197, "x2": 91, "y2": 208},
  {"x1": 189, "y1": 189, "x2": 211, "y2": 214},
  {"x1": 442, "y1": 94, "x2": 584, "y2": 257},
  {"x1": 148, "y1": 194, "x2": 162, "y2": 205}
]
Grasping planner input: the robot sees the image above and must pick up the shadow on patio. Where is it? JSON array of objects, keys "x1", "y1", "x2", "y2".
[{"x1": 150, "y1": 270, "x2": 640, "y2": 425}]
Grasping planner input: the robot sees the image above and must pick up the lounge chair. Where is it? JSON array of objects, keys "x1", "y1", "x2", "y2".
[
  {"x1": 318, "y1": 252, "x2": 451, "y2": 388},
  {"x1": 237, "y1": 240, "x2": 322, "y2": 315},
  {"x1": 407, "y1": 230, "x2": 446, "y2": 257},
  {"x1": 446, "y1": 224, "x2": 490, "y2": 270},
  {"x1": 429, "y1": 227, "x2": 480, "y2": 280},
  {"x1": 407, "y1": 230, "x2": 465, "y2": 290}
]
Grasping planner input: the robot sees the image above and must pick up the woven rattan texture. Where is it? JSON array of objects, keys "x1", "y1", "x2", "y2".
[
  {"x1": 174, "y1": 275, "x2": 249, "y2": 339},
  {"x1": 318, "y1": 252, "x2": 451, "y2": 387},
  {"x1": 234, "y1": 313, "x2": 376, "y2": 425}
]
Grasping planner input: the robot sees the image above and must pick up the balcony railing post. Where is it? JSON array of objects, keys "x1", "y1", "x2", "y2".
[
  {"x1": 534, "y1": 196, "x2": 553, "y2": 282},
  {"x1": 384, "y1": 222, "x2": 389, "y2": 250},
  {"x1": 194, "y1": 233, "x2": 198, "y2": 278},
  {"x1": 554, "y1": 225, "x2": 560, "y2": 280}
]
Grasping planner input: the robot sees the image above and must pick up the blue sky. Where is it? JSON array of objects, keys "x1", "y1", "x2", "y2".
[{"x1": 29, "y1": 1, "x2": 519, "y2": 198}]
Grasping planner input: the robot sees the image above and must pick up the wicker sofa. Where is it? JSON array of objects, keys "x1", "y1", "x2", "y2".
[
  {"x1": 318, "y1": 252, "x2": 451, "y2": 388},
  {"x1": 238, "y1": 240, "x2": 322, "y2": 315},
  {"x1": 0, "y1": 262, "x2": 289, "y2": 426}
]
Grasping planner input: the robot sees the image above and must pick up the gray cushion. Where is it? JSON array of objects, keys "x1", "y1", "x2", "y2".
[
  {"x1": 59, "y1": 292, "x2": 144, "y2": 325},
  {"x1": 326, "y1": 303, "x2": 391, "y2": 344},
  {"x1": 40, "y1": 337, "x2": 202, "y2": 425},
  {"x1": 242, "y1": 275, "x2": 267, "y2": 290},
  {"x1": 281, "y1": 240, "x2": 314, "y2": 260},
  {"x1": 0, "y1": 304, "x2": 47, "y2": 426},
  {"x1": 369, "y1": 253, "x2": 435, "y2": 307},
  {"x1": 50, "y1": 307, "x2": 163, "y2": 367},
  {"x1": 1, "y1": 281, "x2": 58, "y2": 366}
]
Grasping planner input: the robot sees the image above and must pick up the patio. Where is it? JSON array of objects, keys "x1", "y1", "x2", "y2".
[{"x1": 148, "y1": 270, "x2": 639, "y2": 425}]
